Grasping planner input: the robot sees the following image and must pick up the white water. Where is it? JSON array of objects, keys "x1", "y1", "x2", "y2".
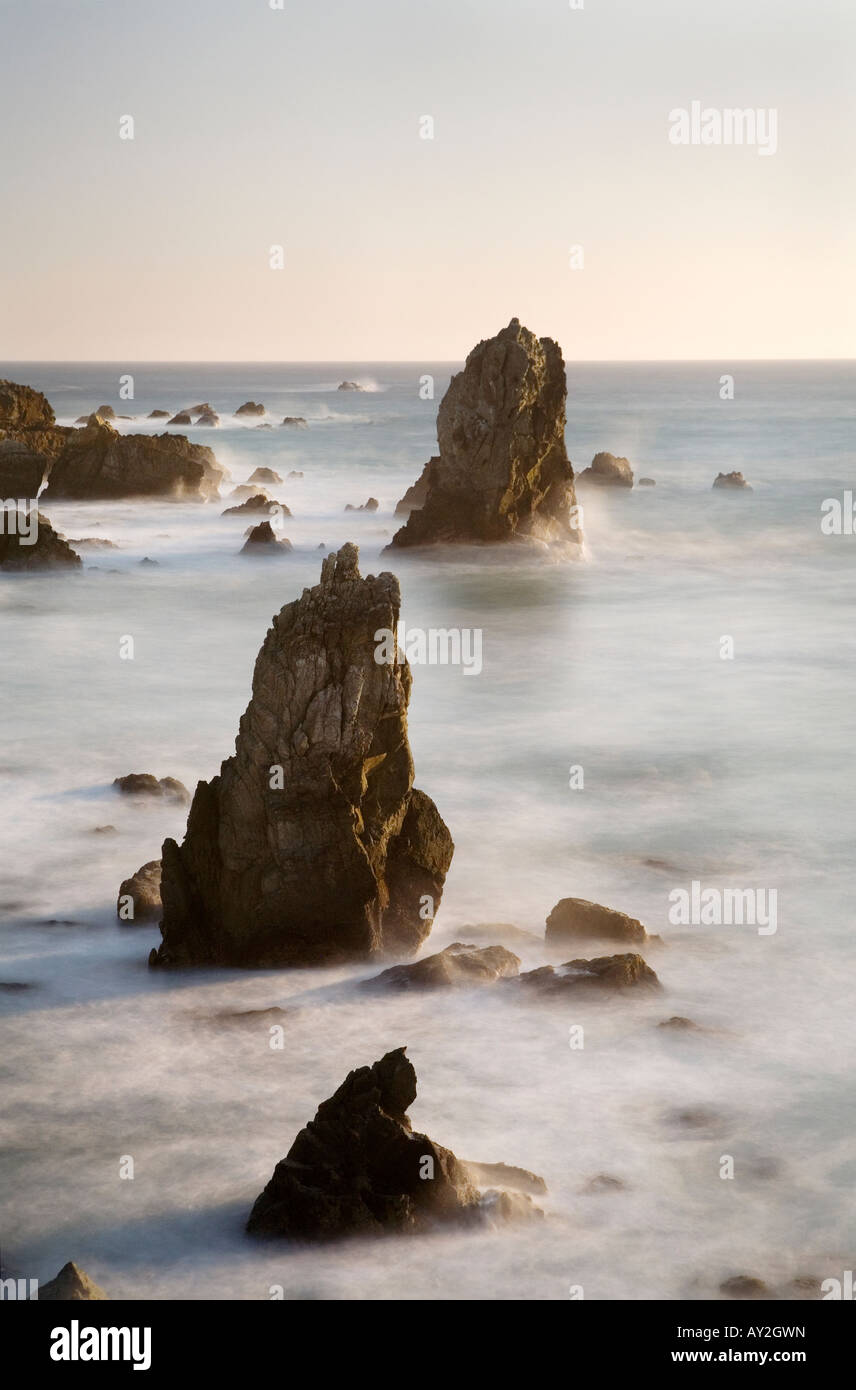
[{"x1": 1, "y1": 361, "x2": 854, "y2": 1299}]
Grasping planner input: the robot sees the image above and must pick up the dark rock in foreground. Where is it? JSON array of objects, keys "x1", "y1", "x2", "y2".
[
  {"x1": 713, "y1": 471, "x2": 753, "y2": 491},
  {"x1": 364, "y1": 941, "x2": 520, "y2": 991},
  {"x1": 42, "y1": 415, "x2": 226, "y2": 501},
  {"x1": 247, "y1": 1047, "x2": 541, "y2": 1239},
  {"x1": 117, "y1": 860, "x2": 162, "y2": 922},
  {"x1": 577, "y1": 451, "x2": 634, "y2": 488},
  {"x1": 241, "y1": 521, "x2": 292, "y2": 555},
  {"x1": 389, "y1": 319, "x2": 581, "y2": 551},
  {"x1": 39, "y1": 1262, "x2": 108, "y2": 1301},
  {"x1": 546, "y1": 897, "x2": 650, "y2": 946},
  {"x1": 113, "y1": 773, "x2": 189, "y2": 802},
  {"x1": 517, "y1": 953, "x2": 660, "y2": 996},
  {"x1": 0, "y1": 511, "x2": 81, "y2": 571},
  {"x1": 152, "y1": 544, "x2": 454, "y2": 967}
]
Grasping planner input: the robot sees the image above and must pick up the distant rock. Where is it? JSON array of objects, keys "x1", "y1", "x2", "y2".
[
  {"x1": 241, "y1": 521, "x2": 293, "y2": 555},
  {"x1": 0, "y1": 439, "x2": 51, "y2": 498},
  {"x1": 364, "y1": 942, "x2": 521, "y2": 991},
  {"x1": 516, "y1": 953, "x2": 660, "y2": 996},
  {"x1": 658, "y1": 1015, "x2": 700, "y2": 1031},
  {"x1": 113, "y1": 774, "x2": 190, "y2": 803},
  {"x1": 222, "y1": 493, "x2": 289, "y2": 517},
  {"x1": 545, "y1": 897, "x2": 650, "y2": 947},
  {"x1": 394, "y1": 462, "x2": 431, "y2": 516},
  {"x1": 344, "y1": 497, "x2": 379, "y2": 512},
  {"x1": 287, "y1": 470, "x2": 304, "y2": 479},
  {"x1": 389, "y1": 319, "x2": 581, "y2": 551},
  {"x1": 248, "y1": 467, "x2": 283, "y2": 485},
  {"x1": 337, "y1": 381, "x2": 363, "y2": 392},
  {"x1": 719, "y1": 1274, "x2": 768, "y2": 1300},
  {"x1": 67, "y1": 537, "x2": 119, "y2": 550},
  {"x1": 148, "y1": 410, "x2": 170, "y2": 418},
  {"x1": 713, "y1": 471, "x2": 753, "y2": 491},
  {"x1": 151, "y1": 544, "x2": 454, "y2": 967},
  {"x1": 167, "y1": 412, "x2": 192, "y2": 426},
  {"x1": 577, "y1": 451, "x2": 634, "y2": 488},
  {"x1": 92, "y1": 825, "x2": 117, "y2": 834},
  {"x1": 638, "y1": 477, "x2": 656, "y2": 487},
  {"x1": 196, "y1": 409, "x2": 220, "y2": 427},
  {"x1": 38, "y1": 1261, "x2": 108, "y2": 1301},
  {"x1": 246, "y1": 1047, "x2": 541, "y2": 1239},
  {"x1": 235, "y1": 401, "x2": 265, "y2": 416},
  {"x1": 140, "y1": 556, "x2": 158, "y2": 566},
  {"x1": 0, "y1": 511, "x2": 81, "y2": 571},
  {"x1": 281, "y1": 416, "x2": 308, "y2": 428},
  {"x1": 117, "y1": 860, "x2": 162, "y2": 922},
  {"x1": 256, "y1": 423, "x2": 273, "y2": 430},
  {"x1": 95, "y1": 405, "x2": 116, "y2": 420},
  {"x1": 186, "y1": 403, "x2": 212, "y2": 416},
  {"x1": 228, "y1": 483, "x2": 269, "y2": 502},
  {"x1": 42, "y1": 416, "x2": 226, "y2": 501}
]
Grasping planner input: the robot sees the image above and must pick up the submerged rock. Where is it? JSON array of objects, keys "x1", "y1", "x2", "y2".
[
  {"x1": 719, "y1": 1274, "x2": 768, "y2": 1300},
  {"x1": 113, "y1": 773, "x2": 190, "y2": 802},
  {"x1": 517, "y1": 953, "x2": 660, "y2": 996},
  {"x1": 638, "y1": 477, "x2": 656, "y2": 487},
  {"x1": 246, "y1": 1047, "x2": 540, "y2": 1239},
  {"x1": 241, "y1": 521, "x2": 292, "y2": 554},
  {"x1": 236, "y1": 401, "x2": 265, "y2": 416},
  {"x1": 42, "y1": 416, "x2": 226, "y2": 501},
  {"x1": 389, "y1": 319, "x2": 581, "y2": 551},
  {"x1": 546, "y1": 897, "x2": 650, "y2": 947},
  {"x1": 0, "y1": 511, "x2": 81, "y2": 570},
  {"x1": 151, "y1": 544, "x2": 454, "y2": 967},
  {"x1": 39, "y1": 1262, "x2": 108, "y2": 1301},
  {"x1": 364, "y1": 942, "x2": 520, "y2": 991},
  {"x1": 713, "y1": 471, "x2": 753, "y2": 491},
  {"x1": 248, "y1": 466, "x2": 283, "y2": 486},
  {"x1": 281, "y1": 417, "x2": 308, "y2": 428},
  {"x1": 117, "y1": 860, "x2": 162, "y2": 922},
  {"x1": 577, "y1": 451, "x2": 634, "y2": 488}
]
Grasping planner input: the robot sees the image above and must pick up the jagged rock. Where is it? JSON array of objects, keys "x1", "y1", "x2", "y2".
[
  {"x1": 223, "y1": 493, "x2": 289, "y2": 517},
  {"x1": 394, "y1": 462, "x2": 431, "y2": 516},
  {"x1": 517, "y1": 953, "x2": 660, "y2": 996},
  {"x1": 0, "y1": 379, "x2": 55, "y2": 431},
  {"x1": 168, "y1": 411, "x2": 192, "y2": 425},
  {"x1": 639, "y1": 477, "x2": 656, "y2": 487},
  {"x1": 344, "y1": 497, "x2": 379, "y2": 513},
  {"x1": 0, "y1": 511, "x2": 81, "y2": 570},
  {"x1": 337, "y1": 381, "x2": 362, "y2": 391},
  {"x1": 38, "y1": 1261, "x2": 108, "y2": 1301},
  {"x1": 186, "y1": 403, "x2": 212, "y2": 416},
  {"x1": 246, "y1": 1047, "x2": 540, "y2": 1239},
  {"x1": 148, "y1": 410, "x2": 170, "y2": 418},
  {"x1": 196, "y1": 409, "x2": 220, "y2": 427},
  {"x1": 113, "y1": 773, "x2": 190, "y2": 802},
  {"x1": 67, "y1": 537, "x2": 118, "y2": 549},
  {"x1": 95, "y1": 405, "x2": 116, "y2": 419},
  {"x1": 151, "y1": 544, "x2": 454, "y2": 967},
  {"x1": 0, "y1": 439, "x2": 50, "y2": 498},
  {"x1": 282, "y1": 417, "x2": 308, "y2": 428},
  {"x1": 713, "y1": 471, "x2": 753, "y2": 491},
  {"x1": 42, "y1": 416, "x2": 226, "y2": 501},
  {"x1": 249, "y1": 466, "x2": 283, "y2": 485},
  {"x1": 364, "y1": 942, "x2": 520, "y2": 991},
  {"x1": 389, "y1": 319, "x2": 580, "y2": 550},
  {"x1": 577, "y1": 451, "x2": 634, "y2": 488},
  {"x1": 0, "y1": 380, "x2": 70, "y2": 475},
  {"x1": 236, "y1": 401, "x2": 265, "y2": 416},
  {"x1": 241, "y1": 521, "x2": 292, "y2": 555},
  {"x1": 546, "y1": 897, "x2": 650, "y2": 947},
  {"x1": 117, "y1": 860, "x2": 162, "y2": 922},
  {"x1": 229, "y1": 483, "x2": 269, "y2": 502}
]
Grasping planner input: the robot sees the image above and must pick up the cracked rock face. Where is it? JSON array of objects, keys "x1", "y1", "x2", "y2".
[
  {"x1": 152, "y1": 543, "x2": 454, "y2": 967},
  {"x1": 42, "y1": 414, "x2": 226, "y2": 501},
  {"x1": 389, "y1": 319, "x2": 581, "y2": 550}
]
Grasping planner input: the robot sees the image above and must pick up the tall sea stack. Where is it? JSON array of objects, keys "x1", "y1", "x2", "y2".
[{"x1": 151, "y1": 544, "x2": 454, "y2": 967}]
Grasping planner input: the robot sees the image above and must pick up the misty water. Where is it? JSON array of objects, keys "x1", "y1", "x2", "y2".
[{"x1": 1, "y1": 360, "x2": 854, "y2": 1299}]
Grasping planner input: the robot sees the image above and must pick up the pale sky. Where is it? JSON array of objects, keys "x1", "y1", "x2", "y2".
[{"x1": 0, "y1": 0, "x2": 853, "y2": 360}]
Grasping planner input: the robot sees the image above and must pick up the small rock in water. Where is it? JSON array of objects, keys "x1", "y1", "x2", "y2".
[
  {"x1": 235, "y1": 401, "x2": 265, "y2": 416},
  {"x1": 241, "y1": 521, "x2": 293, "y2": 555},
  {"x1": 117, "y1": 860, "x2": 162, "y2": 923},
  {"x1": 713, "y1": 471, "x2": 753, "y2": 491},
  {"x1": 577, "y1": 451, "x2": 634, "y2": 488},
  {"x1": 344, "y1": 497, "x2": 379, "y2": 512},
  {"x1": 363, "y1": 942, "x2": 520, "y2": 991},
  {"x1": 516, "y1": 953, "x2": 661, "y2": 996},
  {"x1": 337, "y1": 381, "x2": 363, "y2": 391},
  {"x1": 546, "y1": 897, "x2": 650, "y2": 947},
  {"x1": 113, "y1": 773, "x2": 190, "y2": 803},
  {"x1": 719, "y1": 1274, "x2": 768, "y2": 1300},
  {"x1": 248, "y1": 466, "x2": 283, "y2": 485},
  {"x1": 638, "y1": 476, "x2": 656, "y2": 486},
  {"x1": 281, "y1": 418, "x2": 308, "y2": 428}
]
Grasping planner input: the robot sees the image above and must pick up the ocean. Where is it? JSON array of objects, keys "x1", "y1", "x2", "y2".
[{"x1": 1, "y1": 358, "x2": 854, "y2": 1299}]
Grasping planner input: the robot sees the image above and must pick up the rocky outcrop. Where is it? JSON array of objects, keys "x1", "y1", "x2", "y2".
[
  {"x1": 713, "y1": 471, "x2": 752, "y2": 491},
  {"x1": 344, "y1": 497, "x2": 378, "y2": 513},
  {"x1": 151, "y1": 544, "x2": 453, "y2": 967},
  {"x1": 0, "y1": 440, "x2": 51, "y2": 499},
  {"x1": 545, "y1": 897, "x2": 650, "y2": 946},
  {"x1": 236, "y1": 401, "x2": 265, "y2": 416},
  {"x1": 0, "y1": 511, "x2": 82, "y2": 570},
  {"x1": 196, "y1": 409, "x2": 219, "y2": 427},
  {"x1": 577, "y1": 451, "x2": 634, "y2": 488},
  {"x1": 222, "y1": 493, "x2": 289, "y2": 517},
  {"x1": 0, "y1": 379, "x2": 55, "y2": 431},
  {"x1": 241, "y1": 521, "x2": 292, "y2": 555},
  {"x1": 38, "y1": 1261, "x2": 108, "y2": 1301},
  {"x1": 364, "y1": 942, "x2": 520, "y2": 991},
  {"x1": 42, "y1": 416, "x2": 226, "y2": 501},
  {"x1": 281, "y1": 417, "x2": 308, "y2": 428},
  {"x1": 394, "y1": 462, "x2": 431, "y2": 516},
  {"x1": 0, "y1": 380, "x2": 71, "y2": 481},
  {"x1": 148, "y1": 410, "x2": 169, "y2": 418},
  {"x1": 639, "y1": 477, "x2": 656, "y2": 487},
  {"x1": 246, "y1": 1047, "x2": 541, "y2": 1239},
  {"x1": 249, "y1": 467, "x2": 283, "y2": 486},
  {"x1": 517, "y1": 953, "x2": 660, "y2": 996},
  {"x1": 117, "y1": 860, "x2": 162, "y2": 922},
  {"x1": 337, "y1": 381, "x2": 362, "y2": 391},
  {"x1": 168, "y1": 412, "x2": 192, "y2": 426},
  {"x1": 389, "y1": 319, "x2": 580, "y2": 551},
  {"x1": 113, "y1": 773, "x2": 190, "y2": 802},
  {"x1": 95, "y1": 405, "x2": 116, "y2": 419}
]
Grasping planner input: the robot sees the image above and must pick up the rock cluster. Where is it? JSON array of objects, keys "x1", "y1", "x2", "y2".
[
  {"x1": 42, "y1": 415, "x2": 226, "y2": 501},
  {"x1": 151, "y1": 544, "x2": 454, "y2": 967},
  {"x1": 389, "y1": 319, "x2": 581, "y2": 550}
]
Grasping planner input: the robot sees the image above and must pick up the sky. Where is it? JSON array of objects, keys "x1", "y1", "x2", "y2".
[{"x1": 0, "y1": 0, "x2": 853, "y2": 360}]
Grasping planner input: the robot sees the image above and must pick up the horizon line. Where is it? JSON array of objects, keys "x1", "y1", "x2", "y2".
[{"x1": 1, "y1": 357, "x2": 854, "y2": 366}]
